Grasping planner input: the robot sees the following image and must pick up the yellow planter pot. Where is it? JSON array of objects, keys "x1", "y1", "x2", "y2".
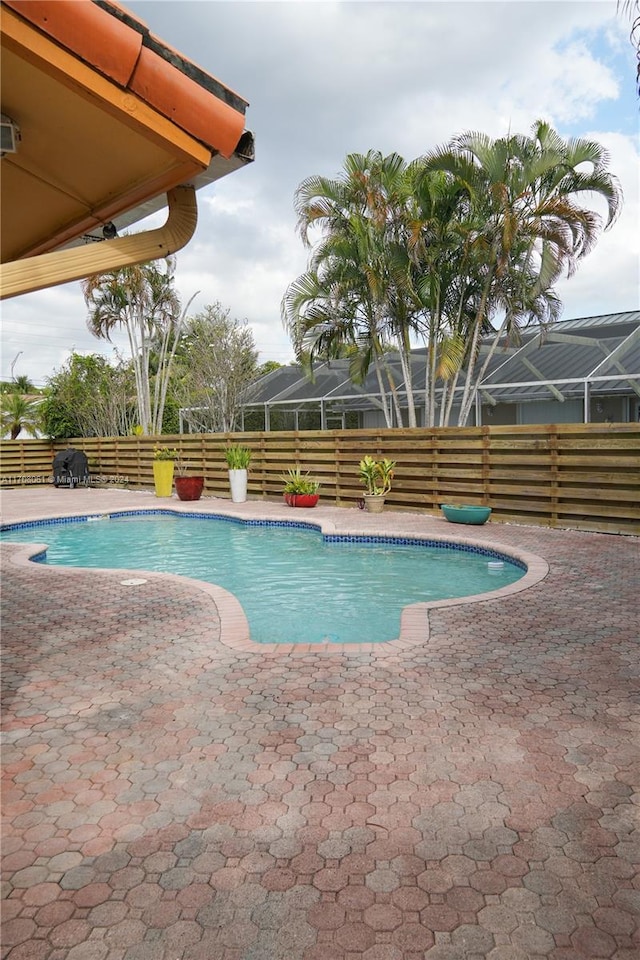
[{"x1": 153, "y1": 460, "x2": 174, "y2": 497}]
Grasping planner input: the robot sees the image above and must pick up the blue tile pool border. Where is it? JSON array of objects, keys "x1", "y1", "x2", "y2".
[{"x1": 1, "y1": 509, "x2": 527, "y2": 572}]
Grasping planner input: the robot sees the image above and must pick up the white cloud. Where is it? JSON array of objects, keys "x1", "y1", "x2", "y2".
[{"x1": 555, "y1": 131, "x2": 640, "y2": 318}]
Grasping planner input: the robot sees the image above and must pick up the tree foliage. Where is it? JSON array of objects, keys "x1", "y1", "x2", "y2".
[
  {"x1": 40, "y1": 353, "x2": 136, "y2": 439},
  {"x1": 284, "y1": 121, "x2": 622, "y2": 426},
  {"x1": 283, "y1": 151, "x2": 421, "y2": 427},
  {"x1": 1, "y1": 375, "x2": 36, "y2": 395},
  {"x1": 617, "y1": 1, "x2": 640, "y2": 95},
  {"x1": 175, "y1": 303, "x2": 259, "y2": 433},
  {"x1": 82, "y1": 256, "x2": 182, "y2": 434},
  {"x1": 257, "y1": 360, "x2": 284, "y2": 378},
  {"x1": 421, "y1": 120, "x2": 622, "y2": 423},
  {"x1": 1, "y1": 392, "x2": 41, "y2": 439}
]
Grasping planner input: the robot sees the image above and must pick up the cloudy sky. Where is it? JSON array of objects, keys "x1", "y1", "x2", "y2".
[{"x1": 2, "y1": 0, "x2": 638, "y2": 387}]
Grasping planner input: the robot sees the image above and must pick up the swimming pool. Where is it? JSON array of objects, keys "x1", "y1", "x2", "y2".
[{"x1": 2, "y1": 511, "x2": 526, "y2": 644}]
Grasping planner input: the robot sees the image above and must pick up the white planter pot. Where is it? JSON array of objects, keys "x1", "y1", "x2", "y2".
[{"x1": 229, "y1": 468, "x2": 248, "y2": 503}]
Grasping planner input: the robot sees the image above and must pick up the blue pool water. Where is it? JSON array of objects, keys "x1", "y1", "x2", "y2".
[{"x1": 1, "y1": 512, "x2": 525, "y2": 644}]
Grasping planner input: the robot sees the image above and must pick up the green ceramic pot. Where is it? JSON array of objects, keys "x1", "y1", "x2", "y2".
[{"x1": 441, "y1": 504, "x2": 492, "y2": 525}]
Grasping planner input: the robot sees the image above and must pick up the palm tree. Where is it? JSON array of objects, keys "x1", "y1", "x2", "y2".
[
  {"x1": 1, "y1": 393, "x2": 41, "y2": 439},
  {"x1": 284, "y1": 151, "x2": 423, "y2": 427},
  {"x1": 282, "y1": 255, "x2": 402, "y2": 428},
  {"x1": 13, "y1": 375, "x2": 35, "y2": 393},
  {"x1": 617, "y1": 1, "x2": 639, "y2": 95},
  {"x1": 421, "y1": 120, "x2": 622, "y2": 424},
  {"x1": 404, "y1": 165, "x2": 479, "y2": 425},
  {"x1": 83, "y1": 257, "x2": 181, "y2": 434}
]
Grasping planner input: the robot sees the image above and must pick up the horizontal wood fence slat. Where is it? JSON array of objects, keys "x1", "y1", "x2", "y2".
[{"x1": 1, "y1": 424, "x2": 638, "y2": 534}]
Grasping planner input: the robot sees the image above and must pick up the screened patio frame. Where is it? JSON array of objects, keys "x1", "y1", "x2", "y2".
[{"x1": 178, "y1": 312, "x2": 640, "y2": 431}]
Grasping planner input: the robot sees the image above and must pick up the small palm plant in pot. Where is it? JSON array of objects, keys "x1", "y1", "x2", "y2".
[
  {"x1": 282, "y1": 468, "x2": 320, "y2": 508},
  {"x1": 358, "y1": 455, "x2": 395, "y2": 512},
  {"x1": 225, "y1": 444, "x2": 251, "y2": 502}
]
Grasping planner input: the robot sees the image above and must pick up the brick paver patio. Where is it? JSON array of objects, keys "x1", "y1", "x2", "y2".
[{"x1": 1, "y1": 488, "x2": 638, "y2": 959}]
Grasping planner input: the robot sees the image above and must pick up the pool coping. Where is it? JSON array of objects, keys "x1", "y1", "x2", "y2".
[{"x1": 1, "y1": 500, "x2": 549, "y2": 654}]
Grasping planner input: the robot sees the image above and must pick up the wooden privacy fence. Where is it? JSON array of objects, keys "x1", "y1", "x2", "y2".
[{"x1": 1, "y1": 424, "x2": 638, "y2": 535}]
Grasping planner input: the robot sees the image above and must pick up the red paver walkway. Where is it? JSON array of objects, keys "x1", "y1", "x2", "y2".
[{"x1": 1, "y1": 488, "x2": 638, "y2": 959}]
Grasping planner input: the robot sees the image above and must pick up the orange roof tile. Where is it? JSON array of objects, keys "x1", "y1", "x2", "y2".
[
  {"x1": 3, "y1": 0, "x2": 248, "y2": 159},
  {"x1": 0, "y1": 0, "x2": 253, "y2": 295}
]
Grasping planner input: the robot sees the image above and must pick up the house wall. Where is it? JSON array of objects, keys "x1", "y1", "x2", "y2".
[
  {"x1": 482, "y1": 404, "x2": 518, "y2": 426},
  {"x1": 352, "y1": 396, "x2": 633, "y2": 428},
  {"x1": 589, "y1": 397, "x2": 629, "y2": 423},
  {"x1": 482, "y1": 398, "x2": 631, "y2": 426},
  {"x1": 518, "y1": 399, "x2": 584, "y2": 425}
]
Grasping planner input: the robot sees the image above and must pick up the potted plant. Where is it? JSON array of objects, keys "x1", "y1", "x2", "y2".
[
  {"x1": 441, "y1": 504, "x2": 492, "y2": 525},
  {"x1": 358, "y1": 455, "x2": 395, "y2": 513},
  {"x1": 153, "y1": 446, "x2": 179, "y2": 498},
  {"x1": 174, "y1": 458, "x2": 205, "y2": 502},
  {"x1": 282, "y1": 468, "x2": 320, "y2": 508},
  {"x1": 225, "y1": 444, "x2": 251, "y2": 503}
]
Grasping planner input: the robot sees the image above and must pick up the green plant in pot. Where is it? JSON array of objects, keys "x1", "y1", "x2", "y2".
[
  {"x1": 174, "y1": 457, "x2": 205, "y2": 502},
  {"x1": 282, "y1": 467, "x2": 320, "y2": 508},
  {"x1": 358, "y1": 455, "x2": 395, "y2": 512},
  {"x1": 153, "y1": 445, "x2": 179, "y2": 498},
  {"x1": 225, "y1": 444, "x2": 251, "y2": 502}
]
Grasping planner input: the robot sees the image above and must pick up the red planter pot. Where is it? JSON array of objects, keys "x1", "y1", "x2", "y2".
[
  {"x1": 175, "y1": 476, "x2": 204, "y2": 501},
  {"x1": 283, "y1": 493, "x2": 319, "y2": 508}
]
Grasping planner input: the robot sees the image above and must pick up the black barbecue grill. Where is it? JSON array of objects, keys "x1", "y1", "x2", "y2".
[{"x1": 52, "y1": 448, "x2": 90, "y2": 488}]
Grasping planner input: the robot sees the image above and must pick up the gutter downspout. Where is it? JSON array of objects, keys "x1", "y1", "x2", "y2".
[{"x1": 0, "y1": 186, "x2": 197, "y2": 300}]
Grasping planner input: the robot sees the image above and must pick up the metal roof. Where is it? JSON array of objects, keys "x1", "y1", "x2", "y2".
[
  {"x1": 480, "y1": 311, "x2": 640, "y2": 402},
  {"x1": 246, "y1": 312, "x2": 640, "y2": 412}
]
